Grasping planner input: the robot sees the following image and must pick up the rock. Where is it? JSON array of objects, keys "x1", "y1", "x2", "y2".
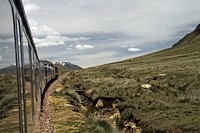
[
  {"x1": 94, "y1": 96, "x2": 122, "y2": 109},
  {"x1": 158, "y1": 73, "x2": 166, "y2": 76},
  {"x1": 109, "y1": 110, "x2": 121, "y2": 120},
  {"x1": 95, "y1": 99, "x2": 104, "y2": 108},
  {"x1": 124, "y1": 122, "x2": 136, "y2": 133},
  {"x1": 112, "y1": 102, "x2": 118, "y2": 110},
  {"x1": 141, "y1": 84, "x2": 151, "y2": 89}
]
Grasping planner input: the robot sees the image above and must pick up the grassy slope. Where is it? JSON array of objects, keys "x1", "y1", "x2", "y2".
[{"x1": 66, "y1": 26, "x2": 200, "y2": 132}]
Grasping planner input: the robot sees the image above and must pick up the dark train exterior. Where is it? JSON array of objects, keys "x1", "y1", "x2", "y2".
[{"x1": 0, "y1": 0, "x2": 58, "y2": 132}]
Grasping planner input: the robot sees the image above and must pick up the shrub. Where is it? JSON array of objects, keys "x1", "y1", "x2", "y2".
[
  {"x1": 85, "y1": 88, "x2": 97, "y2": 96},
  {"x1": 83, "y1": 105, "x2": 96, "y2": 117},
  {"x1": 116, "y1": 116, "x2": 125, "y2": 130},
  {"x1": 94, "y1": 119, "x2": 114, "y2": 133},
  {"x1": 0, "y1": 93, "x2": 18, "y2": 118},
  {"x1": 84, "y1": 117, "x2": 115, "y2": 133},
  {"x1": 95, "y1": 125, "x2": 106, "y2": 133},
  {"x1": 0, "y1": 93, "x2": 18, "y2": 109},
  {"x1": 64, "y1": 89, "x2": 81, "y2": 103},
  {"x1": 178, "y1": 96, "x2": 190, "y2": 103},
  {"x1": 121, "y1": 108, "x2": 134, "y2": 121}
]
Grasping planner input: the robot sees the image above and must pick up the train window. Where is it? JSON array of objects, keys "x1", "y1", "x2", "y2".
[
  {"x1": 0, "y1": 0, "x2": 19, "y2": 132},
  {"x1": 23, "y1": 32, "x2": 33, "y2": 131}
]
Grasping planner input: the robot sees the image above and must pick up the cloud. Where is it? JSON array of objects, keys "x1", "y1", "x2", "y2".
[
  {"x1": 0, "y1": 55, "x2": 2, "y2": 61},
  {"x1": 0, "y1": 38, "x2": 14, "y2": 43},
  {"x1": 29, "y1": 19, "x2": 59, "y2": 36},
  {"x1": 26, "y1": 0, "x2": 200, "y2": 39},
  {"x1": 23, "y1": 0, "x2": 200, "y2": 41},
  {"x1": 34, "y1": 36, "x2": 66, "y2": 47},
  {"x1": 128, "y1": 47, "x2": 142, "y2": 52},
  {"x1": 77, "y1": 37, "x2": 90, "y2": 41},
  {"x1": 75, "y1": 44, "x2": 94, "y2": 50},
  {"x1": 21, "y1": 0, "x2": 200, "y2": 67},
  {"x1": 34, "y1": 35, "x2": 90, "y2": 47},
  {"x1": 24, "y1": 4, "x2": 40, "y2": 14},
  {"x1": 66, "y1": 48, "x2": 72, "y2": 50},
  {"x1": 0, "y1": 48, "x2": 2, "y2": 51},
  {"x1": 72, "y1": 51, "x2": 118, "y2": 67}
]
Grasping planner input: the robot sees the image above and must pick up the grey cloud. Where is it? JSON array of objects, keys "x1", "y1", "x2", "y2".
[
  {"x1": 24, "y1": 4, "x2": 40, "y2": 14},
  {"x1": 21, "y1": 0, "x2": 200, "y2": 67},
  {"x1": 34, "y1": 35, "x2": 90, "y2": 47}
]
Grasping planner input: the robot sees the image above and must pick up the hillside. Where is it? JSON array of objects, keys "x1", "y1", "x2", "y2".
[
  {"x1": 0, "y1": 64, "x2": 16, "y2": 74},
  {"x1": 57, "y1": 24, "x2": 200, "y2": 132},
  {"x1": 173, "y1": 24, "x2": 200, "y2": 47}
]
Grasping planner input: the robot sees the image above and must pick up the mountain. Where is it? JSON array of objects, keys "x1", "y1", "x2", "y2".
[
  {"x1": 173, "y1": 23, "x2": 200, "y2": 47},
  {"x1": 55, "y1": 61, "x2": 82, "y2": 70},
  {"x1": 0, "y1": 64, "x2": 16, "y2": 74},
  {"x1": 60, "y1": 24, "x2": 200, "y2": 132}
]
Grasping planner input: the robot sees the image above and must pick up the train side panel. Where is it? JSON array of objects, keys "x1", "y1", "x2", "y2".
[{"x1": 0, "y1": 0, "x2": 58, "y2": 133}]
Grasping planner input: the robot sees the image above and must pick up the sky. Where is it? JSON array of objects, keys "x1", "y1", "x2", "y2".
[{"x1": 1, "y1": 0, "x2": 200, "y2": 68}]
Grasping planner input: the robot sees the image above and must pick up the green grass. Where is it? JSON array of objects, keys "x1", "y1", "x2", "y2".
[{"x1": 84, "y1": 117, "x2": 115, "y2": 133}]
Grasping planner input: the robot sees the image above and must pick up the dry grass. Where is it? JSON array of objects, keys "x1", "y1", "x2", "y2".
[{"x1": 62, "y1": 38, "x2": 200, "y2": 132}]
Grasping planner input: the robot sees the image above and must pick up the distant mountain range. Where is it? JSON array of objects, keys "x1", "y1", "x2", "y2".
[
  {"x1": 0, "y1": 61, "x2": 81, "y2": 74},
  {"x1": 55, "y1": 61, "x2": 82, "y2": 70}
]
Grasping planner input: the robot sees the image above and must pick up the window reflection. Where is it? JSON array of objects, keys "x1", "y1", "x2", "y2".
[{"x1": 0, "y1": 0, "x2": 19, "y2": 132}]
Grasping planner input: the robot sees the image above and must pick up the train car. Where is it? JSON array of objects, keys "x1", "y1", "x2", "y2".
[
  {"x1": 43, "y1": 63, "x2": 56, "y2": 84},
  {"x1": 0, "y1": 0, "x2": 58, "y2": 132}
]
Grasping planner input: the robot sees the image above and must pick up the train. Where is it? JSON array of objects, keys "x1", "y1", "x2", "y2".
[{"x1": 0, "y1": 0, "x2": 58, "y2": 132}]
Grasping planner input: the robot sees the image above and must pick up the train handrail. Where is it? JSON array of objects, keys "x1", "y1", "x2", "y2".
[{"x1": 10, "y1": 0, "x2": 40, "y2": 62}]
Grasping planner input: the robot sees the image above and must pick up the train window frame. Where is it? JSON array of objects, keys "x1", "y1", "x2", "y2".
[
  {"x1": 10, "y1": 1, "x2": 29, "y2": 131},
  {"x1": 18, "y1": 17, "x2": 28, "y2": 133},
  {"x1": 28, "y1": 42, "x2": 35, "y2": 121},
  {"x1": 11, "y1": 6, "x2": 24, "y2": 132}
]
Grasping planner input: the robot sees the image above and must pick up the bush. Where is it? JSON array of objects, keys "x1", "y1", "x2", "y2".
[
  {"x1": 94, "y1": 119, "x2": 114, "y2": 133},
  {"x1": 116, "y1": 116, "x2": 125, "y2": 130},
  {"x1": 85, "y1": 88, "x2": 97, "y2": 96},
  {"x1": 178, "y1": 96, "x2": 190, "y2": 103},
  {"x1": 84, "y1": 117, "x2": 115, "y2": 133},
  {"x1": 121, "y1": 108, "x2": 134, "y2": 121},
  {"x1": 84, "y1": 105, "x2": 96, "y2": 117},
  {"x1": 0, "y1": 93, "x2": 18, "y2": 109},
  {"x1": 0, "y1": 93, "x2": 18, "y2": 118},
  {"x1": 64, "y1": 89, "x2": 81, "y2": 103}
]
